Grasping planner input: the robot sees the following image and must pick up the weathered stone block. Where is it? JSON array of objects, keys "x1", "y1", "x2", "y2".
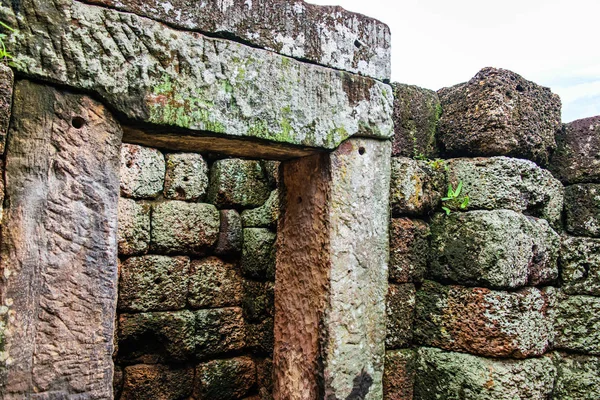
[
  {"x1": 554, "y1": 294, "x2": 600, "y2": 355},
  {"x1": 550, "y1": 116, "x2": 600, "y2": 184},
  {"x1": 261, "y1": 160, "x2": 280, "y2": 188},
  {"x1": 151, "y1": 200, "x2": 220, "y2": 254},
  {"x1": 195, "y1": 307, "x2": 245, "y2": 358},
  {"x1": 214, "y1": 209, "x2": 243, "y2": 257},
  {"x1": 194, "y1": 357, "x2": 256, "y2": 400},
  {"x1": 119, "y1": 255, "x2": 189, "y2": 312},
  {"x1": 560, "y1": 236, "x2": 600, "y2": 295},
  {"x1": 118, "y1": 197, "x2": 151, "y2": 256},
  {"x1": 386, "y1": 283, "x2": 415, "y2": 349},
  {"x1": 438, "y1": 67, "x2": 561, "y2": 165},
  {"x1": 241, "y1": 228, "x2": 276, "y2": 280},
  {"x1": 207, "y1": 159, "x2": 271, "y2": 208},
  {"x1": 390, "y1": 157, "x2": 445, "y2": 216},
  {"x1": 188, "y1": 257, "x2": 243, "y2": 309},
  {"x1": 117, "y1": 311, "x2": 196, "y2": 363},
  {"x1": 414, "y1": 281, "x2": 555, "y2": 358},
  {"x1": 121, "y1": 364, "x2": 194, "y2": 400},
  {"x1": 256, "y1": 357, "x2": 274, "y2": 398},
  {"x1": 389, "y1": 218, "x2": 429, "y2": 283},
  {"x1": 414, "y1": 347, "x2": 556, "y2": 400},
  {"x1": 446, "y1": 156, "x2": 563, "y2": 227},
  {"x1": 564, "y1": 184, "x2": 600, "y2": 237},
  {"x1": 429, "y1": 210, "x2": 559, "y2": 288},
  {"x1": 163, "y1": 152, "x2": 209, "y2": 201},
  {"x1": 242, "y1": 281, "x2": 275, "y2": 322},
  {"x1": 0, "y1": 64, "x2": 13, "y2": 154},
  {"x1": 383, "y1": 349, "x2": 416, "y2": 400},
  {"x1": 120, "y1": 143, "x2": 165, "y2": 199},
  {"x1": 552, "y1": 352, "x2": 600, "y2": 400},
  {"x1": 391, "y1": 83, "x2": 441, "y2": 158},
  {"x1": 241, "y1": 189, "x2": 280, "y2": 228},
  {"x1": 246, "y1": 318, "x2": 275, "y2": 355}
]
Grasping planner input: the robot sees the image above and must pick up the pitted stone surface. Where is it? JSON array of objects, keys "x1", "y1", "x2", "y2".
[
  {"x1": 188, "y1": 257, "x2": 243, "y2": 309},
  {"x1": 117, "y1": 197, "x2": 151, "y2": 256},
  {"x1": 386, "y1": 283, "x2": 415, "y2": 349},
  {"x1": 383, "y1": 349, "x2": 416, "y2": 400},
  {"x1": 207, "y1": 159, "x2": 271, "y2": 209},
  {"x1": 429, "y1": 210, "x2": 559, "y2": 288},
  {"x1": 391, "y1": 83, "x2": 441, "y2": 158},
  {"x1": 195, "y1": 307, "x2": 246, "y2": 358},
  {"x1": 389, "y1": 218, "x2": 429, "y2": 283},
  {"x1": 438, "y1": 67, "x2": 561, "y2": 165},
  {"x1": 0, "y1": 63, "x2": 13, "y2": 154},
  {"x1": 550, "y1": 116, "x2": 600, "y2": 184},
  {"x1": 193, "y1": 357, "x2": 256, "y2": 400},
  {"x1": 120, "y1": 144, "x2": 165, "y2": 199},
  {"x1": 414, "y1": 347, "x2": 556, "y2": 400},
  {"x1": 446, "y1": 156, "x2": 564, "y2": 227},
  {"x1": 1, "y1": 0, "x2": 393, "y2": 149},
  {"x1": 415, "y1": 281, "x2": 556, "y2": 358},
  {"x1": 564, "y1": 184, "x2": 600, "y2": 237},
  {"x1": 214, "y1": 209, "x2": 243, "y2": 257},
  {"x1": 552, "y1": 352, "x2": 600, "y2": 400},
  {"x1": 242, "y1": 281, "x2": 275, "y2": 323},
  {"x1": 390, "y1": 157, "x2": 445, "y2": 216},
  {"x1": 163, "y1": 152, "x2": 209, "y2": 201},
  {"x1": 241, "y1": 189, "x2": 280, "y2": 228},
  {"x1": 560, "y1": 236, "x2": 600, "y2": 296},
  {"x1": 241, "y1": 228, "x2": 276, "y2": 280},
  {"x1": 246, "y1": 317, "x2": 274, "y2": 355},
  {"x1": 121, "y1": 364, "x2": 194, "y2": 400},
  {"x1": 554, "y1": 294, "x2": 600, "y2": 355}
]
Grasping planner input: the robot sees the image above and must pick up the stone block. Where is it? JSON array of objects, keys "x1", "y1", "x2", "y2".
[
  {"x1": 207, "y1": 159, "x2": 272, "y2": 208},
  {"x1": 438, "y1": 67, "x2": 561, "y2": 165},
  {"x1": 118, "y1": 197, "x2": 151, "y2": 256},
  {"x1": 564, "y1": 184, "x2": 600, "y2": 237},
  {"x1": 261, "y1": 160, "x2": 280, "y2": 188},
  {"x1": 552, "y1": 352, "x2": 600, "y2": 400},
  {"x1": 550, "y1": 116, "x2": 600, "y2": 184},
  {"x1": 241, "y1": 228, "x2": 276, "y2": 280},
  {"x1": 256, "y1": 357, "x2": 274, "y2": 398},
  {"x1": 120, "y1": 364, "x2": 194, "y2": 400},
  {"x1": 414, "y1": 281, "x2": 555, "y2": 358},
  {"x1": 118, "y1": 255, "x2": 189, "y2": 312},
  {"x1": 391, "y1": 83, "x2": 441, "y2": 158},
  {"x1": 117, "y1": 310, "x2": 196, "y2": 363},
  {"x1": 214, "y1": 209, "x2": 243, "y2": 257},
  {"x1": 150, "y1": 200, "x2": 220, "y2": 255},
  {"x1": 560, "y1": 236, "x2": 600, "y2": 295},
  {"x1": 390, "y1": 157, "x2": 445, "y2": 216},
  {"x1": 193, "y1": 357, "x2": 256, "y2": 400},
  {"x1": 120, "y1": 143, "x2": 165, "y2": 199},
  {"x1": 242, "y1": 281, "x2": 275, "y2": 322},
  {"x1": 188, "y1": 257, "x2": 243, "y2": 309},
  {"x1": 246, "y1": 318, "x2": 274, "y2": 355},
  {"x1": 554, "y1": 294, "x2": 600, "y2": 355},
  {"x1": 0, "y1": 64, "x2": 13, "y2": 154},
  {"x1": 241, "y1": 189, "x2": 280, "y2": 228},
  {"x1": 386, "y1": 283, "x2": 415, "y2": 349},
  {"x1": 195, "y1": 307, "x2": 246, "y2": 358},
  {"x1": 414, "y1": 347, "x2": 556, "y2": 400},
  {"x1": 429, "y1": 210, "x2": 559, "y2": 288},
  {"x1": 163, "y1": 152, "x2": 209, "y2": 201},
  {"x1": 383, "y1": 349, "x2": 416, "y2": 400},
  {"x1": 446, "y1": 156, "x2": 563, "y2": 227},
  {"x1": 389, "y1": 218, "x2": 429, "y2": 283}
]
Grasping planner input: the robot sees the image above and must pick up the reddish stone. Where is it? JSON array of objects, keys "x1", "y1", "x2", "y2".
[
  {"x1": 120, "y1": 364, "x2": 194, "y2": 400},
  {"x1": 383, "y1": 350, "x2": 416, "y2": 400},
  {"x1": 389, "y1": 218, "x2": 429, "y2": 283}
]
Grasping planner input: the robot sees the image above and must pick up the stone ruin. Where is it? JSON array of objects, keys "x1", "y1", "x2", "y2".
[{"x1": 0, "y1": 0, "x2": 598, "y2": 399}]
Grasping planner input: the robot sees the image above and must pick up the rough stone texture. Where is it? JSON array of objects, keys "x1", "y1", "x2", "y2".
[
  {"x1": 0, "y1": 163, "x2": 5, "y2": 224},
  {"x1": 391, "y1": 83, "x2": 441, "y2": 158},
  {"x1": 117, "y1": 311, "x2": 196, "y2": 364},
  {"x1": 389, "y1": 218, "x2": 429, "y2": 283},
  {"x1": 390, "y1": 157, "x2": 445, "y2": 216},
  {"x1": 0, "y1": 80, "x2": 122, "y2": 398},
  {"x1": 552, "y1": 352, "x2": 600, "y2": 400},
  {"x1": 118, "y1": 255, "x2": 189, "y2": 312},
  {"x1": 383, "y1": 349, "x2": 416, "y2": 400},
  {"x1": 208, "y1": 159, "x2": 271, "y2": 209},
  {"x1": 242, "y1": 281, "x2": 275, "y2": 323},
  {"x1": 118, "y1": 197, "x2": 151, "y2": 256},
  {"x1": 195, "y1": 307, "x2": 246, "y2": 358},
  {"x1": 446, "y1": 156, "x2": 564, "y2": 227},
  {"x1": 386, "y1": 284, "x2": 415, "y2": 349},
  {"x1": 163, "y1": 152, "x2": 209, "y2": 201},
  {"x1": 150, "y1": 200, "x2": 220, "y2": 255},
  {"x1": 438, "y1": 67, "x2": 561, "y2": 165},
  {"x1": 554, "y1": 294, "x2": 600, "y2": 355},
  {"x1": 0, "y1": 0, "x2": 393, "y2": 150},
  {"x1": 0, "y1": 64, "x2": 13, "y2": 154},
  {"x1": 120, "y1": 364, "x2": 194, "y2": 400},
  {"x1": 256, "y1": 358, "x2": 274, "y2": 399},
  {"x1": 113, "y1": 366, "x2": 123, "y2": 399},
  {"x1": 429, "y1": 210, "x2": 559, "y2": 288},
  {"x1": 120, "y1": 143, "x2": 165, "y2": 199},
  {"x1": 246, "y1": 317, "x2": 275, "y2": 356},
  {"x1": 414, "y1": 347, "x2": 556, "y2": 400},
  {"x1": 564, "y1": 184, "x2": 600, "y2": 237},
  {"x1": 261, "y1": 160, "x2": 280, "y2": 188},
  {"x1": 560, "y1": 236, "x2": 600, "y2": 296},
  {"x1": 241, "y1": 189, "x2": 280, "y2": 228},
  {"x1": 194, "y1": 356, "x2": 256, "y2": 400},
  {"x1": 188, "y1": 257, "x2": 243, "y2": 309},
  {"x1": 214, "y1": 209, "x2": 243, "y2": 257},
  {"x1": 415, "y1": 281, "x2": 556, "y2": 358},
  {"x1": 550, "y1": 116, "x2": 600, "y2": 184},
  {"x1": 241, "y1": 228, "x2": 276, "y2": 280}
]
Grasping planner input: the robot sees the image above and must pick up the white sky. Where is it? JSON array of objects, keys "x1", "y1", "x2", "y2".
[{"x1": 308, "y1": 0, "x2": 600, "y2": 122}]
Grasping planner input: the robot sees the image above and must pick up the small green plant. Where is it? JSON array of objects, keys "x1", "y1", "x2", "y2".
[
  {"x1": 0, "y1": 21, "x2": 20, "y2": 68},
  {"x1": 441, "y1": 181, "x2": 470, "y2": 215},
  {"x1": 427, "y1": 158, "x2": 447, "y2": 171},
  {"x1": 413, "y1": 152, "x2": 428, "y2": 161}
]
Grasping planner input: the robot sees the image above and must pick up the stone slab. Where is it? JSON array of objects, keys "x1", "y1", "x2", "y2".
[
  {"x1": 554, "y1": 294, "x2": 600, "y2": 355},
  {"x1": 117, "y1": 197, "x2": 151, "y2": 256},
  {"x1": 163, "y1": 152, "x2": 209, "y2": 201},
  {"x1": 560, "y1": 236, "x2": 600, "y2": 296},
  {"x1": 120, "y1": 144, "x2": 165, "y2": 199},
  {"x1": 207, "y1": 159, "x2": 270, "y2": 209},
  {"x1": 564, "y1": 184, "x2": 600, "y2": 237},
  {"x1": 188, "y1": 257, "x2": 244, "y2": 309}
]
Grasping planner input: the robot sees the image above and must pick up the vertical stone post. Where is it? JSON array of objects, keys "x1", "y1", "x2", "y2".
[{"x1": 274, "y1": 138, "x2": 391, "y2": 399}]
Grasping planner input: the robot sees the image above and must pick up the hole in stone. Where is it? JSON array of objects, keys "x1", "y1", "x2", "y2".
[
  {"x1": 297, "y1": 196, "x2": 303, "y2": 204},
  {"x1": 358, "y1": 147, "x2": 366, "y2": 155},
  {"x1": 71, "y1": 116, "x2": 86, "y2": 129},
  {"x1": 154, "y1": 277, "x2": 162, "y2": 285},
  {"x1": 354, "y1": 39, "x2": 362, "y2": 48},
  {"x1": 516, "y1": 84, "x2": 525, "y2": 92}
]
